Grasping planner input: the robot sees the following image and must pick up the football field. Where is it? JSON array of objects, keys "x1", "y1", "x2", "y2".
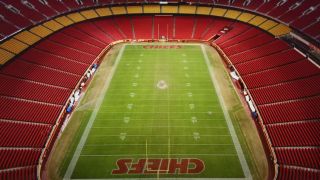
[{"x1": 64, "y1": 44, "x2": 250, "y2": 179}]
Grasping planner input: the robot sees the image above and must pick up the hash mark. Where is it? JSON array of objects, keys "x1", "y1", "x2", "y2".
[
  {"x1": 193, "y1": 132, "x2": 200, "y2": 141},
  {"x1": 120, "y1": 133, "x2": 127, "y2": 141}
]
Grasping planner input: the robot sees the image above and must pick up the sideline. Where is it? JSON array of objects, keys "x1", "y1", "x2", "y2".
[
  {"x1": 201, "y1": 44, "x2": 252, "y2": 180},
  {"x1": 63, "y1": 45, "x2": 126, "y2": 180}
]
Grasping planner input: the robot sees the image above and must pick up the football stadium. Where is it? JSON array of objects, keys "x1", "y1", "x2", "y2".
[{"x1": 0, "y1": 1, "x2": 319, "y2": 180}]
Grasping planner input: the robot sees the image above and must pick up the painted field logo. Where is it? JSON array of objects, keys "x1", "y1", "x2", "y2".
[
  {"x1": 143, "y1": 45, "x2": 182, "y2": 49},
  {"x1": 112, "y1": 158, "x2": 205, "y2": 175}
]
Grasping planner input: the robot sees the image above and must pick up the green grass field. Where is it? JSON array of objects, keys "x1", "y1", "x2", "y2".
[{"x1": 65, "y1": 44, "x2": 250, "y2": 179}]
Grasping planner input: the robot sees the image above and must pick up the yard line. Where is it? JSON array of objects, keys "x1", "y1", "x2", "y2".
[
  {"x1": 100, "y1": 99, "x2": 219, "y2": 102},
  {"x1": 113, "y1": 75, "x2": 212, "y2": 77},
  {"x1": 126, "y1": 43, "x2": 204, "y2": 46},
  {"x1": 80, "y1": 153, "x2": 238, "y2": 157},
  {"x1": 167, "y1": 80, "x2": 171, "y2": 165},
  {"x1": 95, "y1": 118, "x2": 226, "y2": 121},
  {"x1": 84, "y1": 143, "x2": 234, "y2": 146},
  {"x1": 64, "y1": 45, "x2": 126, "y2": 180},
  {"x1": 98, "y1": 112, "x2": 223, "y2": 114},
  {"x1": 145, "y1": 139, "x2": 149, "y2": 170},
  {"x1": 104, "y1": 95, "x2": 219, "y2": 97},
  {"x1": 106, "y1": 88, "x2": 215, "y2": 90},
  {"x1": 201, "y1": 45, "x2": 252, "y2": 179},
  {"x1": 72, "y1": 178, "x2": 248, "y2": 180},
  {"x1": 91, "y1": 126, "x2": 227, "y2": 129},
  {"x1": 102, "y1": 104, "x2": 220, "y2": 107},
  {"x1": 89, "y1": 135, "x2": 230, "y2": 137}
]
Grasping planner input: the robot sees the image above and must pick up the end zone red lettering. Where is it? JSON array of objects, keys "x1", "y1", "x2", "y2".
[
  {"x1": 144, "y1": 159, "x2": 161, "y2": 173},
  {"x1": 168, "y1": 158, "x2": 188, "y2": 174},
  {"x1": 112, "y1": 158, "x2": 205, "y2": 175},
  {"x1": 188, "y1": 158, "x2": 205, "y2": 174},
  {"x1": 143, "y1": 45, "x2": 182, "y2": 49},
  {"x1": 128, "y1": 159, "x2": 146, "y2": 174},
  {"x1": 111, "y1": 159, "x2": 132, "y2": 174}
]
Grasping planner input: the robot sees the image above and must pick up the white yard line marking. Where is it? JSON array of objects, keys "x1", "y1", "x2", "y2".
[
  {"x1": 102, "y1": 105, "x2": 221, "y2": 108},
  {"x1": 105, "y1": 88, "x2": 215, "y2": 90},
  {"x1": 89, "y1": 135, "x2": 230, "y2": 137},
  {"x1": 85, "y1": 143, "x2": 234, "y2": 146},
  {"x1": 98, "y1": 112, "x2": 223, "y2": 114},
  {"x1": 72, "y1": 178, "x2": 247, "y2": 180},
  {"x1": 145, "y1": 139, "x2": 149, "y2": 170},
  {"x1": 91, "y1": 126, "x2": 227, "y2": 129},
  {"x1": 80, "y1": 153, "x2": 238, "y2": 157},
  {"x1": 64, "y1": 45, "x2": 126, "y2": 180},
  {"x1": 95, "y1": 119, "x2": 225, "y2": 121},
  {"x1": 201, "y1": 45, "x2": 252, "y2": 180},
  {"x1": 72, "y1": 178, "x2": 248, "y2": 180}
]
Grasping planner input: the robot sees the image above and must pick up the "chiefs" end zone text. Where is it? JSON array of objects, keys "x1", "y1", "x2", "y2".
[
  {"x1": 143, "y1": 45, "x2": 182, "y2": 49},
  {"x1": 112, "y1": 158, "x2": 205, "y2": 175}
]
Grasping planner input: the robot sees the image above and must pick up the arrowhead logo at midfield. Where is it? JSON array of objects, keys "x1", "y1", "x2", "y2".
[{"x1": 111, "y1": 158, "x2": 205, "y2": 175}]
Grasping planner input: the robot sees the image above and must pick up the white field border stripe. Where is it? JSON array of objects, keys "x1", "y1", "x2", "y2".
[
  {"x1": 201, "y1": 45, "x2": 252, "y2": 180},
  {"x1": 98, "y1": 112, "x2": 223, "y2": 114},
  {"x1": 63, "y1": 45, "x2": 126, "y2": 180},
  {"x1": 85, "y1": 143, "x2": 234, "y2": 146},
  {"x1": 88, "y1": 135, "x2": 230, "y2": 137},
  {"x1": 80, "y1": 154, "x2": 237, "y2": 157},
  {"x1": 72, "y1": 178, "x2": 247, "y2": 180},
  {"x1": 91, "y1": 126, "x2": 227, "y2": 128},
  {"x1": 126, "y1": 42, "x2": 204, "y2": 46},
  {"x1": 95, "y1": 119, "x2": 225, "y2": 121}
]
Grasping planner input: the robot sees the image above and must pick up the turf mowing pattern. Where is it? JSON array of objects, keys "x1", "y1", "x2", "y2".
[{"x1": 67, "y1": 44, "x2": 247, "y2": 179}]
